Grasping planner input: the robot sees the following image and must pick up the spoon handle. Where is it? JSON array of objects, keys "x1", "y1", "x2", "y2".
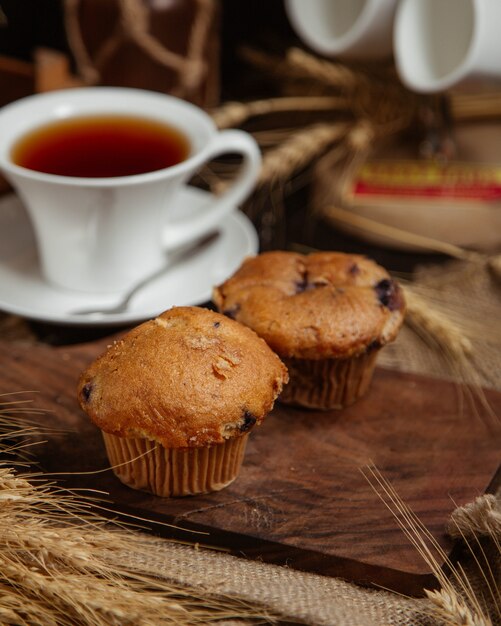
[{"x1": 70, "y1": 231, "x2": 220, "y2": 316}]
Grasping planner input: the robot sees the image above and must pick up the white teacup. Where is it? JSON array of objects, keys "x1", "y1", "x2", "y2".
[
  {"x1": 285, "y1": 0, "x2": 398, "y2": 59},
  {"x1": 0, "y1": 87, "x2": 261, "y2": 293},
  {"x1": 394, "y1": 0, "x2": 501, "y2": 93}
]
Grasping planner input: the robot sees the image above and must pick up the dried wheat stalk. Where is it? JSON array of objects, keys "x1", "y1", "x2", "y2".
[
  {"x1": 258, "y1": 122, "x2": 349, "y2": 186},
  {"x1": 426, "y1": 588, "x2": 492, "y2": 626},
  {"x1": 239, "y1": 45, "x2": 371, "y2": 95},
  {"x1": 403, "y1": 287, "x2": 473, "y2": 361},
  {"x1": 448, "y1": 495, "x2": 501, "y2": 541},
  {"x1": 206, "y1": 122, "x2": 349, "y2": 195},
  {"x1": 318, "y1": 201, "x2": 501, "y2": 284},
  {"x1": 401, "y1": 285, "x2": 500, "y2": 422},
  {"x1": 319, "y1": 203, "x2": 483, "y2": 262},
  {"x1": 211, "y1": 95, "x2": 348, "y2": 130},
  {"x1": 0, "y1": 396, "x2": 278, "y2": 626},
  {"x1": 242, "y1": 46, "x2": 416, "y2": 129},
  {"x1": 239, "y1": 46, "x2": 303, "y2": 82},
  {"x1": 285, "y1": 47, "x2": 366, "y2": 92},
  {"x1": 216, "y1": 46, "x2": 417, "y2": 200},
  {"x1": 363, "y1": 466, "x2": 499, "y2": 626}
]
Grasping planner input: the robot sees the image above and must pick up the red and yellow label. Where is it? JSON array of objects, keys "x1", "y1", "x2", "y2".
[{"x1": 352, "y1": 160, "x2": 501, "y2": 202}]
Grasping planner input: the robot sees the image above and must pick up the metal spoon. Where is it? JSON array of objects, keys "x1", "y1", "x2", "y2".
[{"x1": 70, "y1": 231, "x2": 220, "y2": 316}]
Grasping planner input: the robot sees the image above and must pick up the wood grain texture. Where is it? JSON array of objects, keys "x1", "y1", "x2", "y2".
[{"x1": 1, "y1": 337, "x2": 500, "y2": 596}]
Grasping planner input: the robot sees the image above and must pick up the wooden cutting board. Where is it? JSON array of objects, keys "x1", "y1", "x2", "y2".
[{"x1": 1, "y1": 337, "x2": 501, "y2": 596}]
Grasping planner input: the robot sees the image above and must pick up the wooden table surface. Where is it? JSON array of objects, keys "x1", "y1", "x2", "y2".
[{"x1": 1, "y1": 330, "x2": 501, "y2": 597}]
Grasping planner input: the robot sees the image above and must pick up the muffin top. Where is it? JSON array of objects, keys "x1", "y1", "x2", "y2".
[
  {"x1": 77, "y1": 306, "x2": 288, "y2": 448},
  {"x1": 213, "y1": 251, "x2": 405, "y2": 360}
]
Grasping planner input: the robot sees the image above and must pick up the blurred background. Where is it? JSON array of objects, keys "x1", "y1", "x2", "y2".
[
  {"x1": 2, "y1": 0, "x2": 501, "y2": 271},
  {"x1": 1, "y1": 0, "x2": 501, "y2": 387}
]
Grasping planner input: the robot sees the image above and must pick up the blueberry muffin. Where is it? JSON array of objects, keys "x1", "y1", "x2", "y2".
[
  {"x1": 77, "y1": 306, "x2": 288, "y2": 496},
  {"x1": 213, "y1": 251, "x2": 405, "y2": 409}
]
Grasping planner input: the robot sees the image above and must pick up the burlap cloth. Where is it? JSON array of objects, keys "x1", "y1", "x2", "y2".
[
  {"x1": 3, "y1": 255, "x2": 499, "y2": 625},
  {"x1": 113, "y1": 536, "x2": 431, "y2": 625}
]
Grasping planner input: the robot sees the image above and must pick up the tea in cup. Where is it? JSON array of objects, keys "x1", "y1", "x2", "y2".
[{"x1": 0, "y1": 87, "x2": 261, "y2": 293}]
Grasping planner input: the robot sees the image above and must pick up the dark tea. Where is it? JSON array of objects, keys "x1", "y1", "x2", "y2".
[{"x1": 11, "y1": 114, "x2": 190, "y2": 178}]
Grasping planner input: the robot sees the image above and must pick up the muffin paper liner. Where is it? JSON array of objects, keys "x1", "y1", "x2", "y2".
[
  {"x1": 279, "y1": 350, "x2": 379, "y2": 410},
  {"x1": 102, "y1": 431, "x2": 249, "y2": 497}
]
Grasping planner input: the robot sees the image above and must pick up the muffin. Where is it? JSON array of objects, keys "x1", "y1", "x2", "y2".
[
  {"x1": 77, "y1": 306, "x2": 288, "y2": 497},
  {"x1": 213, "y1": 251, "x2": 405, "y2": 410}
]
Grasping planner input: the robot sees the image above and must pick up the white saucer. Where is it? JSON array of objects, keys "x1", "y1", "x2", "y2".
[{"x1": 0, "y1": 187, "x2": 259, "y2": 326}]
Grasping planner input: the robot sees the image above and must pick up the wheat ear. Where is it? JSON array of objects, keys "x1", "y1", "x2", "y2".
[
  {"x1": 403, "y1": 287, "x2": 473, "y2": 360},
  {"x1": 285, "y1": 47, "x2": 367, "y2": 91},
  {"x1": 363, "y1": 466, "x2": 494, "y2": 626},
  {"x1": 211, "y1": 96, "x2": 348, "y2": 129},
  {"x1": 0, "y1": 395, "x2": 279, "y2": 625},
  {"x1": 258, "y1": 122, "x2": 349, "y2": 186}
]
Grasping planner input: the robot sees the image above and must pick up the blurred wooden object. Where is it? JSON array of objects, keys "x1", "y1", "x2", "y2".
[
  {"x1": 0, "y1": 0, "x2": 221, "y2": 109},
  {"x1": 64, "y1": 0, "x2": 220, "y2": 108},
  {"x1": 0, "y1": 54, "x2": 34, "y2": 105},
  {"x1": 33, "y1": 47, "x2": 83, "y2": 92},
  {"x1": 0, "y1": 47, "x2": 81, "y2": 106}
]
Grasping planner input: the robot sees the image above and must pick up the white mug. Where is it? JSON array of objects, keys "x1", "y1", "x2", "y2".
[
  {"x1": 0, "y1": 87, "x2": 261, "y2": 293},
  {"x1": 285, "y1": 0, "x2": 398, "y2": 59},
  {"x1": 394, "y1": 0, "x2": 501, "y2": 93}
]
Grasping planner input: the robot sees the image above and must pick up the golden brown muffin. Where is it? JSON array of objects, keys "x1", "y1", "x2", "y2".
[
  {"x1": 77, "y1": 306, "x2": 288, "y2": 496},
  {"x1": 213, "y1": 251, "x2": 405, "y2": 409}
]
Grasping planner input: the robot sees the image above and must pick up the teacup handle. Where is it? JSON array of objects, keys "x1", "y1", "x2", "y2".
[{"x1": 162, "y1": 129, "x2": 261, "y2": 250}]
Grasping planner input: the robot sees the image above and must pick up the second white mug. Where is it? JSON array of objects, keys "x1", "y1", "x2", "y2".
[{"x1": 394, "y1": 0, "x2": 501, "y2": 93}]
